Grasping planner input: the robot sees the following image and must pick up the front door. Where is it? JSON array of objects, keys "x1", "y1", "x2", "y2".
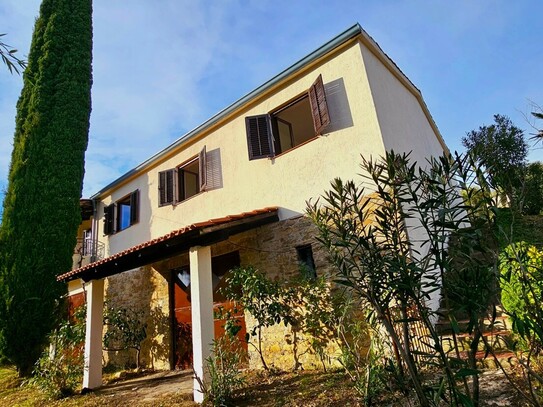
[{"x1": 172, "y1": 251, "x2": 247, "y2": 370}]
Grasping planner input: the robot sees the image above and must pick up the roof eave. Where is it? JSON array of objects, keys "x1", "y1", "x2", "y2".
[{"x1": 90, "y1": 23, "x2": 363, "y2": 199}]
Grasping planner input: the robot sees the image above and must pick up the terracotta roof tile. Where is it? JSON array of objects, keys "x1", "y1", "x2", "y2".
[{"x1": 57, "y1": 207, "x2": 278, "y2": 281}]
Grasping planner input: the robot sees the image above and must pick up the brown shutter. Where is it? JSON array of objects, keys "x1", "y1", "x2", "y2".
[
  {"x1": 130, "y1": 190, "x2": 139, "y2": 225},
  {"x1": 159, "y1": 169, "x2": 175, "y2": 206},
  {"x1": 103, "y1": 204, "x2": 115, "y2": 235},
  {"x1": 246, "y1": 114, "x2": 274, "y2": 160},
  {"x1": 308, "y1": 74, "x2": 330, "y2": 135},
  {"x1": 199, "y1": 145, "x2": 207, "y2": 191}
]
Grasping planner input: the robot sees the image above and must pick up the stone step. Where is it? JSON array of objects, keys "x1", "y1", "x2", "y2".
[
  {"x1": 435, "y1": 315, "x2": 510, "y2": 335},
  {"x1": 455, "y1": 350, "x2": 518, "y2": 369},
  {"x1": 440, "y1": 330, "x2": 512, "y2": 353}
]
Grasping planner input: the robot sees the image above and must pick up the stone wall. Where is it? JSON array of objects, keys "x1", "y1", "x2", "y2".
[
  {"x1": 214, "y1": 215, "x2": 342, "y2": 371},
  {"x1": 103, "y1": 214, "x2": 350, "y2": 371},
  {"x1": 103, "y1": 265, "x2": 171, "y2": 370}
]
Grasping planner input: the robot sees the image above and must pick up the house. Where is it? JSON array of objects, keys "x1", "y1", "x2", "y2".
[{"x1": 57, "y1": 23, "x2": 447, "y2": 402}]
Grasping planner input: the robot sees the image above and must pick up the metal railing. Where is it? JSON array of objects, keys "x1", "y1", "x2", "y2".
[{"x1": 73, "y1": 238, "x2": 104, "y2": 263}]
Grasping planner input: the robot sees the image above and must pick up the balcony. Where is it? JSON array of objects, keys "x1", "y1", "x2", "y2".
[{"x1": 72, "y1": 238, "x2": 105, "y2": 270}]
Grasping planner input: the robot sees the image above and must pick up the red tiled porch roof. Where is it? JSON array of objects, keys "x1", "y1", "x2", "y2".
[{"x1": 58, "y1": 207, "x2": 279, "y2": 282}]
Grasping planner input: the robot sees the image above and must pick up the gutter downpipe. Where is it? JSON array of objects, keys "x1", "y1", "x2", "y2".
[{"x1": 91, "y1": 198, "x2": 99, "y2": 263}]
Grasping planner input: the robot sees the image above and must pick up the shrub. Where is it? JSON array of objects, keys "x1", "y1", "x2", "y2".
[
  {"x1": 222, "y1": 266, "x2": 292, "y2": 371},
  {"x1": 199, "y1": 335, "x2": 245, "y2": 407},
  {"x1": 103, "y1": 303, "x2": 147, "y2": 369},
  {"x1": 500, "y1": 242, "x2": 543, "y2": 344},
  {"x1": 30, "y1": 305, "x2": 85, "y2": 399}
]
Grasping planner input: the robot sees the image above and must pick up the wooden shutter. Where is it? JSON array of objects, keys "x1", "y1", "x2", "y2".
[
  {"x1": 308, "y1": 74, "x2": 330, "y2": 135},
  {"x1": 199, "y1": 145, "x2": 207, "y2": 191},
  {"x1": 130, "y1": 190, "x2": 139, "y2": 225},
  {"x1": 103, "y1": 204, "x2": 115, "y2": 235},
  {"x1": 245, "y1": 114, "x2": 274, "y2": 160},
  {"x1": 159, "y1": 169, "x2": 175, "y2": 206}
]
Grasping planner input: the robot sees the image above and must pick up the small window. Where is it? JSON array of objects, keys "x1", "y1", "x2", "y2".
[
  {"x1": 246, "y1": 74, "x2": 330, "y2": 160},
  {"x1": 117, "y1": 190, "x2": 139, "y2": 232},
  {"x1": 297, "y1": 244, "x2": 316, "y2": 280},
  {"x1": 103, "y1": 190, "x2": 139, "y2": 235},
  {"x1": 178, "y1": 157, "x2": 200, "y2": 201},
  {"x1": 158, "y1": 146, "x2": 207, "y2": 206}
]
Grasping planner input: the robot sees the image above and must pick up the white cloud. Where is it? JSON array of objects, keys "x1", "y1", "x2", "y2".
[{"x1": 0, "y1": 0, "x2": 542, "y2": 200}]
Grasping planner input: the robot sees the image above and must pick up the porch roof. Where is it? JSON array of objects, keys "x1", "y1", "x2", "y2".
[{"x1": 57, "y1": 207, "x2": 279, "y2": 283}]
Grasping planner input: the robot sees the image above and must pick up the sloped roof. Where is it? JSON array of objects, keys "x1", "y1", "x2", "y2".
[
  {"x1": 58, "y1": 207, "x2": 279, "y2": 282},
  {"x1": 90, "y1": 23, "x2": 445, "y2": 199}
]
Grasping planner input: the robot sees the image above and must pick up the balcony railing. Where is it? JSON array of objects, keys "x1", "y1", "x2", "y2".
[{"x1": 73, "y1": 238, "x2": 104, "y2": 268}]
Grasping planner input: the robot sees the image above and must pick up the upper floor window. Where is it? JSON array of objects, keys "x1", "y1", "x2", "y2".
[
  {"x1": 158, "y1": 146, "x2": 207, "y2": 206},
  {"x1": 246, "y1": 74, "x2": 330, "y2": 160},
  {"x1": 103, "y1": 190, "x2": 139, "y2": 235}
]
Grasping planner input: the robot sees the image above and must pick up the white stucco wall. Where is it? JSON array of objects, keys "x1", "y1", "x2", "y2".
[
  {"x1": 99, "y1": 40, "x2": 389, "y2": 256},
  {"x1": 362, "y1": 44, "x2": 447, "y2": 314},
  {"x1": 93, "y1": 37, "x2": 447, "y2": 277}
]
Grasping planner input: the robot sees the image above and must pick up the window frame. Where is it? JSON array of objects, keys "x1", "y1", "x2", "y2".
[
  {"x1": 177, "y1": 155, "x2": 200, "y2": 202},
  {"x1": 296, "y1": 244, "x2": 317, "y2": 280},
  {"x1": 158, "y1": 146, "x2": 207, "y2": 207},
  {"x1": 246, "y1": 74, "x2": 330, "y2": 160},
  {"x1": 103, "y1": 189, "x2": 139, "y2": 235}
]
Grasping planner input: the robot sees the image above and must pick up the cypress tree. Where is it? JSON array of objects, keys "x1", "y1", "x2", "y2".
[{"x1": 0, "y1": 0, "x2": 92, "y2": 376}]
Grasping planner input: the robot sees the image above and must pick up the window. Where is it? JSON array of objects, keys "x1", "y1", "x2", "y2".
[
  {"x1": 297, "y1": 244, "x2": 316, "y2": 280},
  {"x1": 103, "y1": 190, "x2": 139, "y2": 235},
  {"x1": 246, "y1": 74, "x2": 330, "y2": 160},
  {"x1": 159, "y1": 146, "x2": 207, "y2": 206}
]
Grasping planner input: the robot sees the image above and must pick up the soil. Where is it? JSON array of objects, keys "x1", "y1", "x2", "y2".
[
  {"x1": 94, "y1": 369, "x2": 195, "y2": 405},
  {"x1": 0, "y1": 365, "x2": 536, "y2": 406},
  {"x1": 84, "y1": 368, "x2": 534, "y2": 406}
]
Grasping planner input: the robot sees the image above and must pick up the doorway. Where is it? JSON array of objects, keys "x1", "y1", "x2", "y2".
[{"x1": 171, "y1": 251, "x2": 247, "y2": 369}]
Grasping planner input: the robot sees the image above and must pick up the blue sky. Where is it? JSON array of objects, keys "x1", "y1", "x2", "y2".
[{"x1": 1, "y1": 1, "x2": 542, "y2": 197}]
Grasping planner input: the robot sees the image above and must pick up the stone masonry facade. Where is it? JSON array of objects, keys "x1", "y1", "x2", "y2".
[{"x1": 103, "y1": 214, "x2": 344, "y2": 371}]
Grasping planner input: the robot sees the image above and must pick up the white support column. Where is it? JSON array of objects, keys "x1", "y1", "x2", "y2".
[
  {"x1": 189, "y1": 245, "x2": 214, "y2": 403},
  {"x1": 82, "y1": 278, "x2": 104, "y2": 390}
]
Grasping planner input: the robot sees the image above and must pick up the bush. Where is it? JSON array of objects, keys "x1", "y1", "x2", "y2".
[
  {"x1": 200, "y1": 335, "x2": 245, "y2": 407},
  {"x1": 103, "y1": 303, "x2": 147, "y2": 369},
  {"x1": 500, "y1": 242, "x2": 543, "y2": 343},
  {"x1": 523, "y1": 162, "x2": 543, "y2": 215},
  {"x1": 30, "y1": 305, "x2": 85, "y2": 399}
]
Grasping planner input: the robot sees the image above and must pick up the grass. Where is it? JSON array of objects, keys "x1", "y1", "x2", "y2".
[
  {"x1": 0, "y1": 366, "x2": 196, "y2": 407},
  {"x1": 0, "y1": 364, "x2": 360, "y2": 407}
]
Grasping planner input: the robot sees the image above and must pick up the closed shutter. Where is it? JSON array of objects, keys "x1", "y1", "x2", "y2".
[
  {"x1": 308, "y1": 74, "x2": 330, "y2": 135},
  {"x1": 199, "y1": 145, "x2": 207, "y2": 191},
  {"x1": 103, "y1": 204, "x2": 115, "y2": 235},
  {"x1": 130, "y1": 190, "x2": 139, "y2": 225},
  {"x1": 159, "y1": 169, "x2": 175, "y2": 206},
  {"x1": 245, "y1": 114, "x2": 273, "y2": 160}
]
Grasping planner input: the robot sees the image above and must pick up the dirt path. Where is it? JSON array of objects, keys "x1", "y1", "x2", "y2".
[{"x1": 95, "y1": 370, "x2": 194, "y2": 404}]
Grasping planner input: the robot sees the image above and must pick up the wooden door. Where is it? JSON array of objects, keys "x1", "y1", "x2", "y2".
[{"x1": 172, "y1": 251, "x2": 247, "y2": 370}]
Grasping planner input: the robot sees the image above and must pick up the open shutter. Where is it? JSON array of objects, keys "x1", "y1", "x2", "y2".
[
  {"x1": 130, "y1": 190, "x2": 139, "y2": 225},
  {"x1": 103, "y1": 204, "x2": 115, "y2": 235},
  {"x1": 246, "y1": 114, "x2": 274, "y2": 160},
  {"x1": 199, "y1": 145, "x2": 207, "y2": 191},
  {"x1": 159, "y1": 169, "x2": 175, "y2": 206},
  {"x1": 308, "y1": 74, "x2": 330, "y2": 135}
]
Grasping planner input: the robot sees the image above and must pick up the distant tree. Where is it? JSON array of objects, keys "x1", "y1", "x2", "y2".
[
  {"x1": 0, "y1": 33, "x2": 26, "y2": 74},
  {"x1": 531, "y1": 105, "x2": 543, "y2": 141},
  {"x1": 462, "y1": 114, "x2": 528, "y2": 209},
  {"x1": 523, "y1": 162, "x2": 543, "y2": 215},
  {"x1": 0, "y1": 0, "x2": 92, "y2": 376}
]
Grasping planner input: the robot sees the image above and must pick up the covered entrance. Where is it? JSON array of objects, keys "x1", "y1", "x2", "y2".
[{"x1": 57, "y1": 207, "x2": 279, "y2": 403}]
